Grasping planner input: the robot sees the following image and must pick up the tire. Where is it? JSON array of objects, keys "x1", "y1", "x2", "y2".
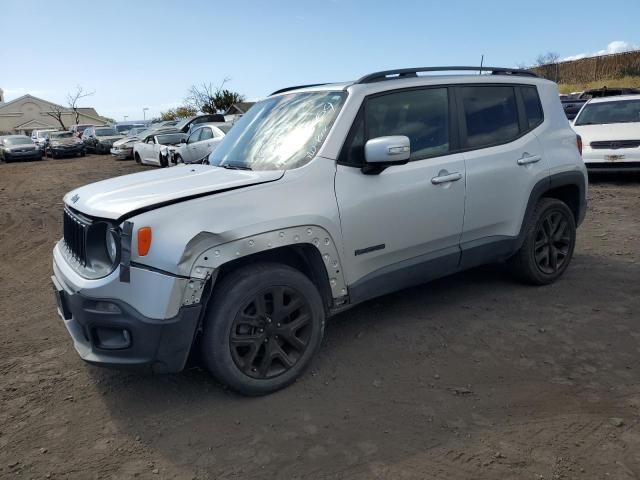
[
  {"x1": 509, "y1": 197, "x2": 576, "y2": 285},
  {"x1": 134, "y1": 152, "x2": 141, "y2": 164},
  {"x1": 51, "y1": 151, "x2": 57, "y2": 159},
  {"x1": 174, "y1": 154, "x2": 183, "y2": 164},
  {"x1": 201, "y1": 263, "x2": 326, "y2": 396},
  {"x1": 80, "y1": 149, "x2": 85, "y2": 157},
  {"x1": 159, "y1": 153, "x2": 168, "y2": 168}
]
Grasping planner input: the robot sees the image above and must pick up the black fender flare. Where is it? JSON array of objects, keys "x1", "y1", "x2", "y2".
[{"x1": 516, "y1": 170, "x2": 587, "y2": 250}]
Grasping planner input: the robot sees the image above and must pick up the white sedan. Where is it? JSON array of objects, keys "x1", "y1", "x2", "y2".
[
  {"x1": 171, "y1": 123, "x2": 227, "y2": 164},
  {"x1": 573, "y1": 95, "x2": 640, "y2": 173},
  {"x1": 133, "y1": 132, "x2": 186, "y2": 167}
]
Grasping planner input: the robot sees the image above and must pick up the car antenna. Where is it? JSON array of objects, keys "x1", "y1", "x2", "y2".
[{"x1": 479, "y1": 54, "x2": 484, "y2": 75}]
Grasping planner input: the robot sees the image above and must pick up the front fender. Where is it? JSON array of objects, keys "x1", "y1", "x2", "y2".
[{"x1": 179, "y1": 225, "x2": 348, "y2": 307}]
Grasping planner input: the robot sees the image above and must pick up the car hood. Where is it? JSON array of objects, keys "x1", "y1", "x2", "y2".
[
  {"x1": 573, "y1": 123, "x2": 640, "y2": 142},
  {"x1": 64, "y1": 165, "x2": 284, "y2": 220},
  {"x1": 113, "y1": 137, "x2": 139, "y2": 147},
  {"x1": 6, "y1": 144, "x2": 36, "y2": 151},
  {"x1": 51, "y1": 137, "x2": 81, "y2": 145},
  {"x1": 96, "y1": 135, "x2": 124, "y2": 142}
]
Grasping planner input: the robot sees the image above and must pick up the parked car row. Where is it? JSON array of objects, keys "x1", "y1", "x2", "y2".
[
  {"x1": 0, "y1": 113, "x2": 233, "y2": 164},
  {"x1": 112, "y1": 115, "x2": 233, "y2": 168}
]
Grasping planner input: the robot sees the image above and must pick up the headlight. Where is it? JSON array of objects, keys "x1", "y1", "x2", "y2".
[{"x1": 106, "y1": 228, "x2": 118, "y2": 263}]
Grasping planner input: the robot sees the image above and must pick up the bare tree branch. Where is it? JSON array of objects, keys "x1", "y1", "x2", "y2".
[
  {"x1": 67, "y1": 85, "x2": 95, "y2": 126},
  {"x1": 45, "y1": 104, "x2": 67, "y2": 130}
]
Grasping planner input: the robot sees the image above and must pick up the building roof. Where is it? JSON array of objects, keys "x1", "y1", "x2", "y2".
[
  {"x1": 0, "y1": 94, "x2": 109, "y2": 124},
  {"x1": 226, "y1": 102, "x2": 255, "y2": 115}
]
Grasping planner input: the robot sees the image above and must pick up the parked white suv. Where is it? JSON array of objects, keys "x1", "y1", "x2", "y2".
[
  {"x1": 52, "y1": 67, "x2": 587, "y2": 395},
  {"x1": 572, "y1": 95, "x2": 640, "y2": 172}
]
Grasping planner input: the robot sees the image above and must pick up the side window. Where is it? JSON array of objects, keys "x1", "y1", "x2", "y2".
[
  {"x1": 339, "y1": 111, "x2": 365, "y2": 166},
  {"x1": 187, "y1": 129, "x2": 202, "y2": 144},
  {"x1": 521, "y1": 86, "x2": 544, "y2": 129},
  {"x1": 366, "y1": 88, "x2": 449, "y2": 160},
  {"x1": 199, "y1": 127, "x2": 214, "y2": 141},
  {"x1": 460, "y1": 86, "x2": 520, "y2": 148}
]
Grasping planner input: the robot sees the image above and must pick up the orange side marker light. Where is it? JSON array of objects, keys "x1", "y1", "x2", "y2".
[{"x1": 137, "y1": 227, "x2": 152, "y2": 256}]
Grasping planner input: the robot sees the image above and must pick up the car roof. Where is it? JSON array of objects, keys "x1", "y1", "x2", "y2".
[
  {"x1": 587, "y1": 94, "x2": 640, "y2": 104},
  {"x1": 272, "y1": 74, "x2": 552, "y2": 98},
  {"x1": 1, "y1": 135, "x2": 31, "y2": 139}
]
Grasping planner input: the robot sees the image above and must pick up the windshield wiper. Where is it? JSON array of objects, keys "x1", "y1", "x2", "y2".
[{"x1": 220, "y1": 163, "x2": 252, "y2": 171}]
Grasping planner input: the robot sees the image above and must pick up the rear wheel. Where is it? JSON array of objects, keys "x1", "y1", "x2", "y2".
[
  {"x1": 509, "y1": 198, "x2": 576, "y2": 285},
  {"x1": 201, "y1": 263, "x2": 325, "y2": 396}
]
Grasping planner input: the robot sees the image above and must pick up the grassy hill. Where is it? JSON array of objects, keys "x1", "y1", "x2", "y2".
[{"x1": 559, "y1": 75, "x2": 640, "y2": 94}]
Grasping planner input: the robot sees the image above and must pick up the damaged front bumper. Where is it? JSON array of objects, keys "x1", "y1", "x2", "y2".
[{"x1": 52, "y1": 243, "x2": 202, "y2": 373}]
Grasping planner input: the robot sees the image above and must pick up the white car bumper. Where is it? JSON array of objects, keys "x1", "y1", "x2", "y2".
[{"x1": 582, "y1": 146, "x2": 640, "y2": 172}]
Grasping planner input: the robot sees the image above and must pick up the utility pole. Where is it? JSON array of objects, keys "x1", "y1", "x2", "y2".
[{"x1": 143, "y1": 108, "x2": 149, "y2": 121}]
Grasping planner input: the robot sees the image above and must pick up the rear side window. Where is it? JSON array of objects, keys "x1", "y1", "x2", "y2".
[
  {"x1": 521, "y1": 86, "x2": 543, "y2": 129},
  {"x1": 460, "y1": 86, "x2": 520, "y2": 148},
  {"x1": 199, "y1": 128, "x2": 214, "y2": 141}
]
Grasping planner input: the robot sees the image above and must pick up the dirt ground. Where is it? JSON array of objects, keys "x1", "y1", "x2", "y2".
[{"x1": 1, "y1": 155, "x2": 639, "y2": 480}]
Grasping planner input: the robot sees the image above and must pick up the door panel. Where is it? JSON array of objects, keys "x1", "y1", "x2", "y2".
[
  {"x1": 461, "y1": 133, "x2": 547, "y2": 243},
  {"x1": 457, "y1": 85, "x2": 549, "y2": 245},
  {"x1": 335, "y1": 155, "x2": 466, "y2": 287},
  {"x1": 334, "y1": 86, "x2": 466, "y2": 289}
]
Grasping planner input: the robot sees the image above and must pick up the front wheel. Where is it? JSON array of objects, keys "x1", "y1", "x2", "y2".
[
  {"x1": 134, "y1": 152, "x2": 141, "y2": 164},
  {"x1": 509, "y1": 197, "x2": 576, "y2": 285},
  {"x1": 174, "y1": 154, "x2": 183, "y2": 164},
  {"x1": 201, "y1": 263, "x2": 326, "y2": 396}
]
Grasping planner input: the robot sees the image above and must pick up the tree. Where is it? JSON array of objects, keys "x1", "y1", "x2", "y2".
[
  {"x1": 67, "y1": 85, "x2": 95, "y2": 126},
  {"x1": 534, "y1": 52, "x2": 561, "y2": 82},
  {"x1": 159, "y1": 105, "x2": 198, "y2": 121},
  {"x1": 45, "y1": 103, "x2": 67, "y2": 130},
  {"x1": 186, "y1": 78, "x2": 245, "y2": 114},
  {"x1": 535, "y1": 52, "x2": 560, "y2": 66}
]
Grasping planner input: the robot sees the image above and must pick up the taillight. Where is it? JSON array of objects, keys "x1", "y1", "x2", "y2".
[{"x1": 576, "y1": 134, "x2": 583, "y2": 156}]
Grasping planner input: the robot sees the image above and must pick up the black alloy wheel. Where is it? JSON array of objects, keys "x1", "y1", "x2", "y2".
[
  {"x1": 509, "y1": 197, "x2": 576, "y2": 285},
  {"x1": 534, "y1": 210, "x2": 571, "y2": 275},
  {"x1": 229, "y1": 286, "x2": 312, "y2": 379},
  {"x1": 201, "y1": 263, "x2": 325, "y2": 396}
]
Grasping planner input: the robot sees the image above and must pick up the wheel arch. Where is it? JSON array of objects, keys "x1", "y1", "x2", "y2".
[
  {"x1": 181, "y1": 226, "x2": 348, "y2": 313},
  {"x1": 216, "y1": 244, "x2": 334, "y2": 313},
  {"x1": 520, "y1": 171, "x2": 587, "y2": 239}
]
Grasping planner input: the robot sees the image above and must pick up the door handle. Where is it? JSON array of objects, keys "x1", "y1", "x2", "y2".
[
  {"x1": 431, "y1": 172, "x2": 463, "y2": 185},
  {"x1": 517, "y1": 154, "x2": 541, "y2": 165}
]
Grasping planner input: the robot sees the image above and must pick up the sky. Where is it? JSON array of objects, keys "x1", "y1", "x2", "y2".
[{"x1": 1, "y1": 0, "x2": 639, "y2": 121}]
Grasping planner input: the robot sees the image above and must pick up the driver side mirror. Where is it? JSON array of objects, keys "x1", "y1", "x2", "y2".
[{"x1": 363, "y1": 136, "x2": 410, "y2": 174}]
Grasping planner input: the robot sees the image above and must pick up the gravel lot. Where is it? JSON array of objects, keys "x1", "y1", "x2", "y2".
[{"x1": 1, "y1": 155, "x2": 639, "y2": 480}]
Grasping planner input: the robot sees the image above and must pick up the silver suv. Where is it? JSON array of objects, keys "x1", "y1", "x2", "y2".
[{"x1": 52, "y1": 67, "x2": 587, "y2": 395}]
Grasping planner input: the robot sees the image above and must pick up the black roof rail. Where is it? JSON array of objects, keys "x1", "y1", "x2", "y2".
[
  {"x1": 356, "y1": 66, "x2": 538, "y2": 84},
  {"x1": 270, "y1": 83, "x2": 329, "y2": 96}
]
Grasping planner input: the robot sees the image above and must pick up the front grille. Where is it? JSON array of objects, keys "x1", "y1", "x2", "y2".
[
  {"x1": 591, "y1": 140, "x2": 640, "y2": 150},
  {"x1": 63, "y1": 208, "x2": 90, "y2": 266}
]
